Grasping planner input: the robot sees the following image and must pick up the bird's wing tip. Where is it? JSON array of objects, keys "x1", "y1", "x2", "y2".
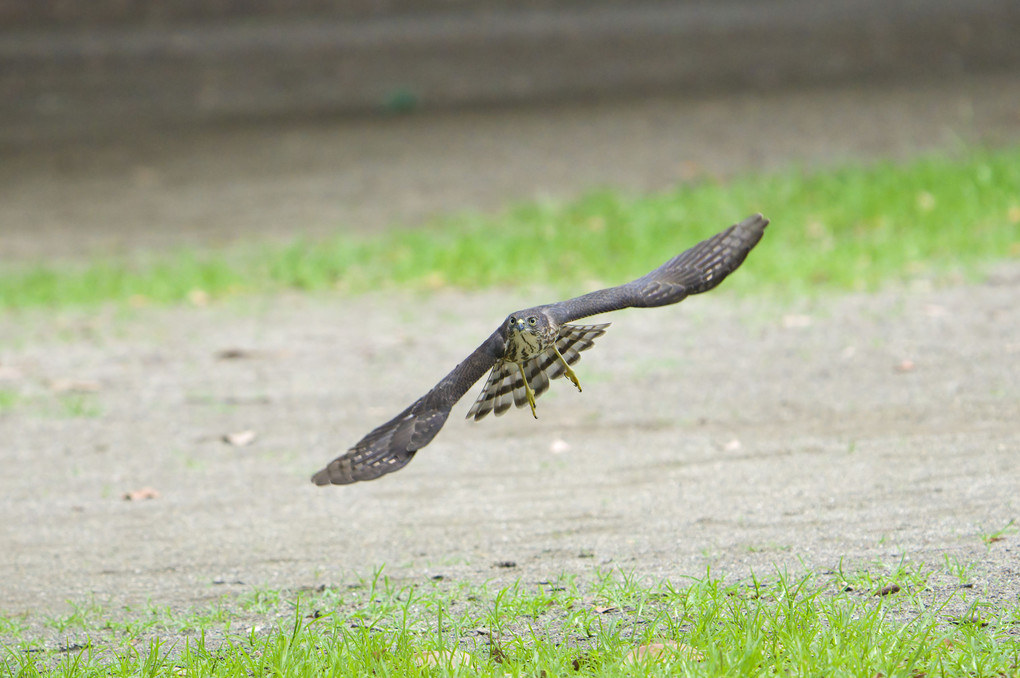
[{"x1": 745, "y1": 212, "x2": 769, "y2": 228}]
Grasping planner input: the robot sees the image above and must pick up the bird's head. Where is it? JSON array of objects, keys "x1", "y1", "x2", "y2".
[{"x1": 505, "y1": 310, "x2": 548, "y2": 337}]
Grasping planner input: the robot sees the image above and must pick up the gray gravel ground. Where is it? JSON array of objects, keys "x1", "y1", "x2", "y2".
[{"x1": 1, "y1": 267, "x2": 1018, "y2": 630}]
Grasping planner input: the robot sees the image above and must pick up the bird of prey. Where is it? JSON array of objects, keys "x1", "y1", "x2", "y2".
[{"x1": 312, "y1": 214, "x2": 768, "y2": 486}]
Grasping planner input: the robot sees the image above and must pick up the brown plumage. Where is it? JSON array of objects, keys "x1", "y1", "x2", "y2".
[{"x1": 312, "y1": 214, "x2": 769, "y2": 486}]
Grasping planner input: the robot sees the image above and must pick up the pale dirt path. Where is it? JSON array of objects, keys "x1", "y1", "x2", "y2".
[{"x1": 1, "y1": 266, "x2": 1017, "y2": 634}]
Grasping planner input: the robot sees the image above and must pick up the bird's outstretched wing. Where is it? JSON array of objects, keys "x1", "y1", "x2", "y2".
[
  {"x1": 312, "y1": 214, "x2": 768, "y2": 486},
  {"x1": 310, "y1": 330, "x2": 504, "y2": 485},
  {"x1": 465, "y1": 323, "x2": 609, "y2": 420},
  {"x1": 544, "y1": 213, "x2": 769, "y2": 324}
]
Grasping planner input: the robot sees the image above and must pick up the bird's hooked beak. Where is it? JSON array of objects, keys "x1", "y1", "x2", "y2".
[{"x1": 514, "y1": 318, "x2": 527, "y2": 332}]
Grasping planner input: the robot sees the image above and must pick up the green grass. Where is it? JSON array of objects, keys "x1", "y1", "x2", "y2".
[
  {"x1": 3, "y1": 564, "x2": 1018, "y2": 677},
  {"x1": 0, "y1": 389, "x2": 21, "y2": 412},
  {"x1": 2, "y1": 146, "x2": 1019, "y2": 310},
  {"x1": 0, "y1": 391, "x2": 103, "y2": 418},
  {"x1": 52, "y1": 393, "x2": 102, "y2": 419}
]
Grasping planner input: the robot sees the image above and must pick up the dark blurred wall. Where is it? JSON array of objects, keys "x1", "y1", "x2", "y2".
[
  {"x1": 2, "y1": 0, "x2": 1019, "y2": 143},
  {"x1": 3, "y1": 0, "x2": 636, "y2": 26}
]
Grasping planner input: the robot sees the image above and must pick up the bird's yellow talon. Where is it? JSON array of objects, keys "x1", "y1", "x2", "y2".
[
  {"x1": 564, "y1": 365, "x2": 582, "y2": 392},
  {"x1": 553, "y1": 346, "x2": 583, "y2": 392},
  {"x1": 516, "y1": 363, "x2": 539, "y2": 418}
]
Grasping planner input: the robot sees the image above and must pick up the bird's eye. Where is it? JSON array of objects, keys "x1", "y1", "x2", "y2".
[
  {"x1": 508, "y1": 316, "x2": 516, "y2": 325},
  {"x1": 528, "y1": 317, "x2": 537, "y2": 326}
]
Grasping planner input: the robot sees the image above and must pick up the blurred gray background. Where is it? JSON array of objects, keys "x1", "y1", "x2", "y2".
[
  {"x1": 5, "y1": 0, "x2": 1020, "y2": 139},
  {"x1": 2, "y1": 0, "x2": 1020, "y2": 258}
]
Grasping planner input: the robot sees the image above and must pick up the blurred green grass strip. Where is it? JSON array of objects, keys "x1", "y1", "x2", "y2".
[{"x1": 2, "y1": 146, "x2": 1018, "y2": 309}]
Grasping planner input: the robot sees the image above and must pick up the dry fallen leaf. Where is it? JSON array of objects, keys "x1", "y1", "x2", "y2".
[
  {"x1": 593, "y1": 605, "x2": 618, "y2": 614},
  {"x1": 188, "y1": 289, "x2": 209, "y2": 307},
  {"x1": 215, "y1": 348, "x2": 254, "y2": 360},
  {"x1": 916, "y1": 190, "x2": 936, "y2": 212},
  {"x1": 549, "y1": 438, "x2": 571, "y2": 454},
  {"x1": 571, "y1": 653, "x2": 594, "y2": 671},
  {"x1": 782, "y1": 314, "x2": 812, "y2": 329},
  {"x1": 422, "y1": 271, "x2": 447, "y2": 290},
  {"x1": 123, "y1": 487, "x2": 160, "y2": 501},
  {"x1": 624, "y1": 641, "x2": 705, "y2": 664},
  {"x1": 411, "y1": 650, "x2": 473, "y2": 668},
  {"x1": 0, "y1": 364, "x2": 23, "y2": 381},
  {"x1": 488, "y1": 642, "x2": 507, "y2": 663},
  {"x1": 222, "y1": 430, "x2": 257, "y2": 447},
  {"x1": 49, "y1": 379, "x2": 101, "y2": 394}
]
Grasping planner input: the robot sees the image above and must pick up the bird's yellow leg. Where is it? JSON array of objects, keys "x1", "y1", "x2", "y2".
[
  {"x1": 515, "y1": 362, "x2": 538, "y2": 418},
  {"x1": 552, "y1": 346, "x2": 582, "y2": 392}
]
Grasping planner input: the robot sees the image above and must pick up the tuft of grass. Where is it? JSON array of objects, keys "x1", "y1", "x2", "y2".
[
  {"x1": 0, "y1": 389, "x2": 21, "y2": 412},
  {"x1": 980, "y1": 519, "x2": 1017, "y2": 547},
  {"x1": 0, "y1": 391, "x2": 104, "y2": 419},
  {"x1": 1, "y1": 145, "x2": 1018, "y2": 310},
  {"x1": 3, "y1": 565, "x2": 1019, "y2": 676},
  {"x1": 52, "y1": 393, "x2": 102, "y2": 419}
]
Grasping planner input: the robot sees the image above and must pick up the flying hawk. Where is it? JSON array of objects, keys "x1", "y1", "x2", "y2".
[{"x1": 313, "y1": 214, "x2": 768, "y2": 485}]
